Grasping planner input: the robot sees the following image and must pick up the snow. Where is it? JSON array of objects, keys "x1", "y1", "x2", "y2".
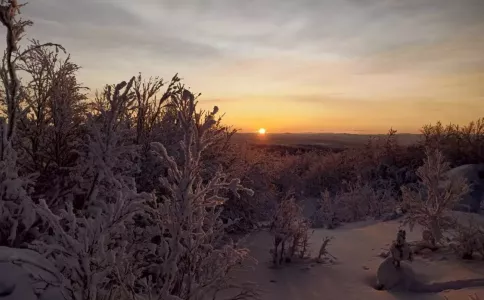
[
  {"x1": 0, "y1": 247, "x2": 63, "y2": 300},
  {"x1": 224, "y1": 218, "x2": 484, "y2": 300}
]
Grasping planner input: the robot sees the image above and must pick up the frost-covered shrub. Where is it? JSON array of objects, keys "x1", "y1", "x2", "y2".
[
  {"x1": 220, "y1": 145, "x2": 280, "y2": 232},
  {"x1": 139, "y1": 89, "x2": 255, "y2": 300},
  {"x1": 421, "y1": 119, "x2": 484, "y2": 166},
  {"x1": 132, "y1": 74, "x2": 182, "y2": 194},
  {"x1": 71, "y1": 79, "x2": 141, "y2": 211},
  {"x1": 401, "y1": 149, "x2": 470, "y2": 246},
  {"x1": 450, "y1": 217, "x2": 484, "y2": 260},
  {"x1": 313, "y1": 179, "x2": 397, "y2": 228},
  {"x1": 0, "y1": 0, "x2": 44, "y2": 247},
  {"x1": 337, "y1": 178, "x2": 397, "y2": 222},
  {"x1": 29, "y1": 78, "x2": 152, "y2": 300},
  {"x1": 270, "y1": 192, "x2": 309, "y2": 265},
  {"x1": 32, "y1": 194, "x2": 147, "y2": 300},
  {"x1": 15, "y1": 42, "x2": 87, "y2": 208},
  {"x1": 301, "y1": 129, "x2": 422, "y2": 200},
  {"x1": 301, "y1": 151, "x2": 355, "y2": 197},
  {"x1": 313, "y1": 190, "x2": 338, "y2": 229},
  {"x1": 0, "y1": 127, "x2": 37, "y2": 247},
  {"x1": 316, "y1": 236, "x2": 335, "y2": 263}
]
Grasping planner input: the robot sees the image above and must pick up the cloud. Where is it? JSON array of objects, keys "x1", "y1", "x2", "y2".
[
  {"x1": 21, "y1": 0, "x2": 484, "y2": 65},
  {"x1": 357, "y1": 34, "x2": 484, "y2": 75},
  {"x1": 25, "y1": 0, "x2": 141, "y2": 27},
  {"x1": 23, "y1": 1, "x2": 221, "y2": 59},
  {"x1": 106, "y1": 0, "x2": 484, "y2": 59},
  {"x1": 2, "y1": 0, "x2": 483, "y2": 132}
]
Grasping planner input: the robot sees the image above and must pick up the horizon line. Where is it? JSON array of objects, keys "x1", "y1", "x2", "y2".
[{"x1": 235, "y1": 131, "x2": 422, "y2": 135}]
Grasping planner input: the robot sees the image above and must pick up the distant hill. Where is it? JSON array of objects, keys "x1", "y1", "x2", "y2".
[{"x1": 230, "y1": 132, "x2": 422, "y2": 154}]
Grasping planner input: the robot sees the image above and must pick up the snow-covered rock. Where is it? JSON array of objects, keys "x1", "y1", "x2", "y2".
[
  {"x1": 446, "y1": 164, "x2": 484, "y2": 213},
  {"x1": 0, "y1": 247, "x2": 64, "y2": 300}
]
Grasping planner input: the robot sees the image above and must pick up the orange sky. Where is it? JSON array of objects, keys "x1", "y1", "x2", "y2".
[{"x1": 18, "y1": 0, "x2": 484, "y2": 133}]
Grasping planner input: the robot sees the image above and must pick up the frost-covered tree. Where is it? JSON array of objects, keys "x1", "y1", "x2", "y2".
[
  {"x1": 31, "y1": 78, "x2": 152, "y2": 300},
  {"x1": 15, "y1": 41, "x2": 87, "y2": 208},
  {"x1": 32, "y1": 192, "x2": 147, "y2": 300},
  {"x1": 401, "y1": 149, "x2": 470, "y2": 246},
  {"x1": 0, "y1": 0, "x2": 61, "y2": 247},
  {"x1": 71, "y1": 79, "x2": 141, "y2": 210},
  {"x1": 132, "y1": 73, "x2": 179, "y2": 146},
  {"x1": 270, "y1": 191, "x2": 309, "y2": 265},
  {"x1": 142, "y1": 88, "x2": 255, "y2": 300},
  {"x1": 133, "y1": 73, "x2": 181, "y2": 194}
]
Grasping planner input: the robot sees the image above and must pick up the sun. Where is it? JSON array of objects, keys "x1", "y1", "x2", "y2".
[{"x1": 258, "y1": 128, "x2": 266, "y2": 135}]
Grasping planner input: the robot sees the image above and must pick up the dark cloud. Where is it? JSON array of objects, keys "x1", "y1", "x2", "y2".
[
  {"x1": 23, "y1": 0, "x2": 142, "y2": 27},
  {"x1": 17, "y1": 0, "x2": 222, "y2": 64},
  {"x1": 275, "y1": 0, "x2": 484, "y2": 56},
  {"x1": 16, "y1": 0, "x2": 484, "y2": 62},
  {"x1": 30, "y1": 22, "x2": 221, "y2": 59},
  {"x1": 141, "y1": 0, "x2": 484, "y2": 56}
]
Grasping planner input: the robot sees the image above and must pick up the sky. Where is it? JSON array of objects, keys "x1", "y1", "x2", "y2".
[{"x1": 15, "y1": 0, "x2": 484, "y2": 133}]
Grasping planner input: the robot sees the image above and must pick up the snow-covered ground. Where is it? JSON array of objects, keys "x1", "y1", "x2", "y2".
[{"x1": 227, "y1": 218, "x2": 484, "y2": 300}]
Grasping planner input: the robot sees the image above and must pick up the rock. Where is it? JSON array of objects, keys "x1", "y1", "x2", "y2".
[
  {"x1": 0, "y1": 247, "x2": 63, "y2": 300},
  {"x1": 381, "y1": 211, "x2": 399, "y2": 221},
  {"x1": 378, "y1": 251, "x2": 389, "y2": 258},
  {"x1": 257, "y1": 221, "x2": 272, "y2": 228},
  {"x1": 419, "y1": 248, "x2": 433, "y2": 255},
  {"x1": 381, "y1": 205, "x2": 405, "y2": 222},
  {"x1": 445, "y1": 164, "x2": 484, "y2": 213},
  {"x1": 375, "y1": 257, "x2": 418, "y2": 291},
  {"x1": 0, "y1": 263, "x2": 37, "y2": 300}
]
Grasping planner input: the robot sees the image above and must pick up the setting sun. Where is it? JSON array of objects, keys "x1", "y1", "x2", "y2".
[{"x1": 258, "y1": 128, "x2": 266, "y2": 135}]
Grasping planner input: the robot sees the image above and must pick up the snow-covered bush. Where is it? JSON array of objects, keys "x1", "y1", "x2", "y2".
[
  {"x1": 220, "y1": 144, "x2": 280, "y2": 232},
  {"x1": 29, "y1": 78, "x2": 152, "y2": 300},
  {"x1": 0, "y1": 0, "x2": 43, "y2": 247},
  {"x1": 421, "y1": 119, "x2": 484, "y2": 166},
  {"x1": 132, "y1": 73, "x2": 182, "y2": 195},
  {"x1": 72, "y1": 79, "x2": 141, "y2": 210},
  {"x1": 401, "y1": 149, "x2": 470, "y2": 246},
  {"x1": 269, "y1": 191, "x2": 309, "y2": 265},
  {"x1": 313, "y1": 190, "x2": 339, "y2": 229},
  {"x1": 313, "y1": 178, "x2": 397, "y2": 228},
  {"x1": 450, "y1": 216, "x2": 484, "y2": 260},
  {"x1": 316, "y1": 236, "x2": 335, "y2": 263},
  {"x1": 337, "y1": 178, "x2": 397, "y2": 222},
  {"x1": 142, "y1": 88, "x2": 255, "y2": 299},
  {"x1": 32, "y1": 194, "x2": 147, "y2": 300},
  {"x1": 15, "y1": 41, "x2": 87, "y2": 208}
]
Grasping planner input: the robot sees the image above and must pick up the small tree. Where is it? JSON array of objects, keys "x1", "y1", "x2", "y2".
[
  {"x1": 401, "y1": 149, "x2": 470, "y2": 246},
  {"x1": 31, "y1": 79, "x2": 151, "y2": 300},
  {"x1": 314, "y1": 189, "x2": 338, "y2": 229},
  {"x1": 0, "y1": 0, "x2": 62, "y2": 247},
  {"x1": 15, "y1": 41, "x2": 87, "y2": 208},
  {"x1": 270, "y1": 191, "x2": 309, "y2": 265},
  {"x1": 451, "y1": 216, "x2": 484, "y2": 259},
  {"x1": 146, "y1": 88, "x2": 255, "y2": 300}
]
